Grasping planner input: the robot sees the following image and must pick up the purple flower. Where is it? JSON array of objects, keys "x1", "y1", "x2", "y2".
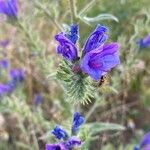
[
  {"x1": 51, "y1": 126, "x2": 68, "y2": 140},
  {"x1": 0, "y1": 81, "x2": 15, "y2": 97},
  {"x1": 34, "y1": 93, "x2": 42, "y2": 106},
  {"x1": 46, "y1": 112, "x2": 83, "y2": 150},
  {"x1": 9, "y1": 69, "x2": 24, "y2": 82},
  {"x1": 55, "y1": 33, "x2": 78, "y2": 62},
  {"x1": 137, "y1": 34, "x2": 150, "y2": 49},
  {"x1": 0, "y1": 59, "x2": 8, "y2": 68},
  {"x1": 72, "y1": 112, "x2": 85, "y2": 135},
  {"x1": 66, "y1": 136, "x2": 81, "y2": 147},
  {"x1": 83, "y1": 25, "x2": 108, "y2": 55},
  {"x1": 46, "y1": 143, "x2": 67, "y2": 150},
  {"x1": 133, "y1": 146, "x2": 139, "y2": 150},
  {"x1": 81, "y1": 42, "x2": 120, "y2": 80},
  {"x1": 65, "y1": 24, "x2": 79, "y2": 44},
  {"x1": 0, "y1": 39, "x2": 9, "y2": 48},
  {"x1": 0, "y1": 83, "x2": 8, "y2": 97},
  {"x1": 45, "y1": 137, "x2": 81, "y2": 150},
  {"x1": 134, "y1": 132, "x2": 150, "y2": 150},
  {"x1": 55, "y1": 24, "x2": 120, "y2": 80},
  {"x1": 140, "y1": 132, "x2": 150, "y2": 150},
  {"x1": 0, "y1": 0, "x2": 18, "y2": 18}
]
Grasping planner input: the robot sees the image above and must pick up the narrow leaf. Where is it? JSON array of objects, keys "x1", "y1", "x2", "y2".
[
  {"x1": 82, "y1": 14, "x2": 119, "y2": 23},
  {"x1": 84, "y1": 122, "x2": 125, "y2": 135}
]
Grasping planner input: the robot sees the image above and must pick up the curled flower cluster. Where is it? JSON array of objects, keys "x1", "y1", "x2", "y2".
[
  {"x1": 134, "y1": 132, "x2": 150, "y2": 150},
  {"x1": 0, "y1": 0, "x2": 18, "y2": 18},
  {"x1": 46, "y1": 112, "x2": 85, "y2": 150},
  {"x1": 0, "y1": 59, "x2": 24, "y2": 97},
  {"x1": 55, "y1": 24, "x2": 120, "y2": 80}
]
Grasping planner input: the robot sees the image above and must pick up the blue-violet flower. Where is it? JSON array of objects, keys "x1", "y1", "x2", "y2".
[
  {"x1": 72, "y1": 112, "x2": 85, "y2": 135},
  {"x1": 137, "y1": 34, "x2": 150, "y2": 49},
  {"x1": 52, "y1": 126, "x2": 68, "y2": 140},
  {"x1": 46, "y1": 112, "x2": 84, "y2": 150},
  {"x1": 55, "y1": 32, "x2": 78, "y2": 62},
  {"x1": 0, "y1": 0, "x2": 18, "y2": 18},
  {"x1": 134, "y1": 131, "x2": 150, "y2": 150}
]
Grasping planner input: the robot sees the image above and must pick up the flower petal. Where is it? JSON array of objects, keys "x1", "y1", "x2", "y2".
[
  {"x1": 81, "y1": 42, "x2": 120, "y2": 80},
  {"x1": 0, "y1": 0, "x2": 18, "y2": 17},
  {"x1": 51, "y1": 126, "x2": 68, "y2": 140},
  {"x1": 83, "y1": 24, "x2": 108, "y2": 55},
  {"x1": 137, "y1": 34, "x2": 150, "y2": 49},
  {"x1": 99, "y1": 42, "x2": 119, "y2": 57},
  {"x1": 55, "y1": 33, "x2": 78, "y2": 62},
  {"x1": 66, "y1": 136, "x2": 81, "y2": 148},
  {"x1": 100, "y1": 53, "x2": 120, "y2": 72},
  {"x1": 46, "y1": 143, "x2": 67, "y2": 150},
  {"x1": 140, "y1": 132, "x2": 150, "y2": 149},
  {"x1": 80, "y1": 46, "x2": 104, "y2": 80},
  {"x1": 72, "y1": 112, "x2": 84, "y2": 134},
  {"x1": 65, "y1": 24, "x2": 79, "y2": 44}
]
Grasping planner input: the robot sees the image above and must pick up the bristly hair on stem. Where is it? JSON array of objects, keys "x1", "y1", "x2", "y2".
[{"x1": 57, "y1": 60, "x2": 95, "y2": 105}]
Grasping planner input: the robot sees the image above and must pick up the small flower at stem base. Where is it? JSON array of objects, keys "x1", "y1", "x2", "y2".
[
  {"x1": 72, "y1": 112, "x2": 85, "y2": 135},
  {"x1": 52, "y1": 126, "x2": 68, "y2": 140},
  {"x1": 46, "y1": 143, "x2": 67, "y2": 150}
]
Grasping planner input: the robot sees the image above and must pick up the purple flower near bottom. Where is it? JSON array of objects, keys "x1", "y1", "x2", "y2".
[
  {"x1": 46, "y1": 137, "x2": 81, "y2": 150},
  {"x1": 140, "y1": 132, "x2": 150, "y2": 150},
  {"x1": 66, "y1": 136, "x2": 81, "y2": 147},
  {"x1": 81, "y1": 42, "x2": 120, "y2": 80},
  {"x1": 137, "y1": 34, "x2": 150, "y2": 49},
  {"x1": 46, "y1": 143, "x2": 67, "y2": 150},
  {"x1": 0, "y1": 0, "x2": 18, "y2": 18},
  {"x1": 52, "y1": 126, "x2": 68, "y2": 140},
  {"x1": 46, "y1": 112, "x2": 84, "y2": 150},
  {"x1": 134, "y1": 132, "x2": 150, "y2": 150},
  {"x1": 72, "y1": 112, "x2": 85, "y2": 135}
]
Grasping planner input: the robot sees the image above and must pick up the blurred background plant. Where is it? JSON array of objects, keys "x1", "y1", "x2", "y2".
[{"x1": 0, "y1": 0, "x2": 150, "y2": 150}]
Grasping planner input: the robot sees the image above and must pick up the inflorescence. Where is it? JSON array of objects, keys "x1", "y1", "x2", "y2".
[{"x1": 46, "y1": 112, "x2": 85, "y2": 150}]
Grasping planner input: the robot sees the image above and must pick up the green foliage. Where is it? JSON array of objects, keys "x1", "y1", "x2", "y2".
[{"x1": 84, "y1": 122, "x2": 125, "y2": 136}]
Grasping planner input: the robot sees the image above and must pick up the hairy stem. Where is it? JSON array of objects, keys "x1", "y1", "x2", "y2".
[
  {"x1": 33, "y1": 0, "x2": 62, "y2": 31},
  {"x1": 78, "y1": 0, "x2": 96, "y2": 16},
  {"x1": 85, "y1": 100, "x2": 98, "y2": 122},
  {"x1": 16, "y1": 21, "x2": 40, "y2": 51},
  {"x1": 69, "y1": 0, "x2": 77, "y2": 23}
]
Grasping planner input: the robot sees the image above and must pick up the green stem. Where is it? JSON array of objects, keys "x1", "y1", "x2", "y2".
[
  {"x1": 78, "y1": 0, "x2": 96, "y2": 16},
  {"x1": 16, "y1": 21, "x2": 40, "y2": 51},
  {"x1": 33, "y1": 0, "x2": 63, "y2": 31},
  {"x1": 85, "y1": 100, "x2": 99, "y2": 122},
  {"x1": 69, "y1": 0, "x2": 77, "y2": 23}
]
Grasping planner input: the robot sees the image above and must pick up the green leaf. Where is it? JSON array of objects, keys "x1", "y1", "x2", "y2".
[
  {"x1": 84, "y1": 122, "x2": 125, "y2": 135},
  {"x1": 82, "y1": 14, "x2": 119, "y2": 23}
]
